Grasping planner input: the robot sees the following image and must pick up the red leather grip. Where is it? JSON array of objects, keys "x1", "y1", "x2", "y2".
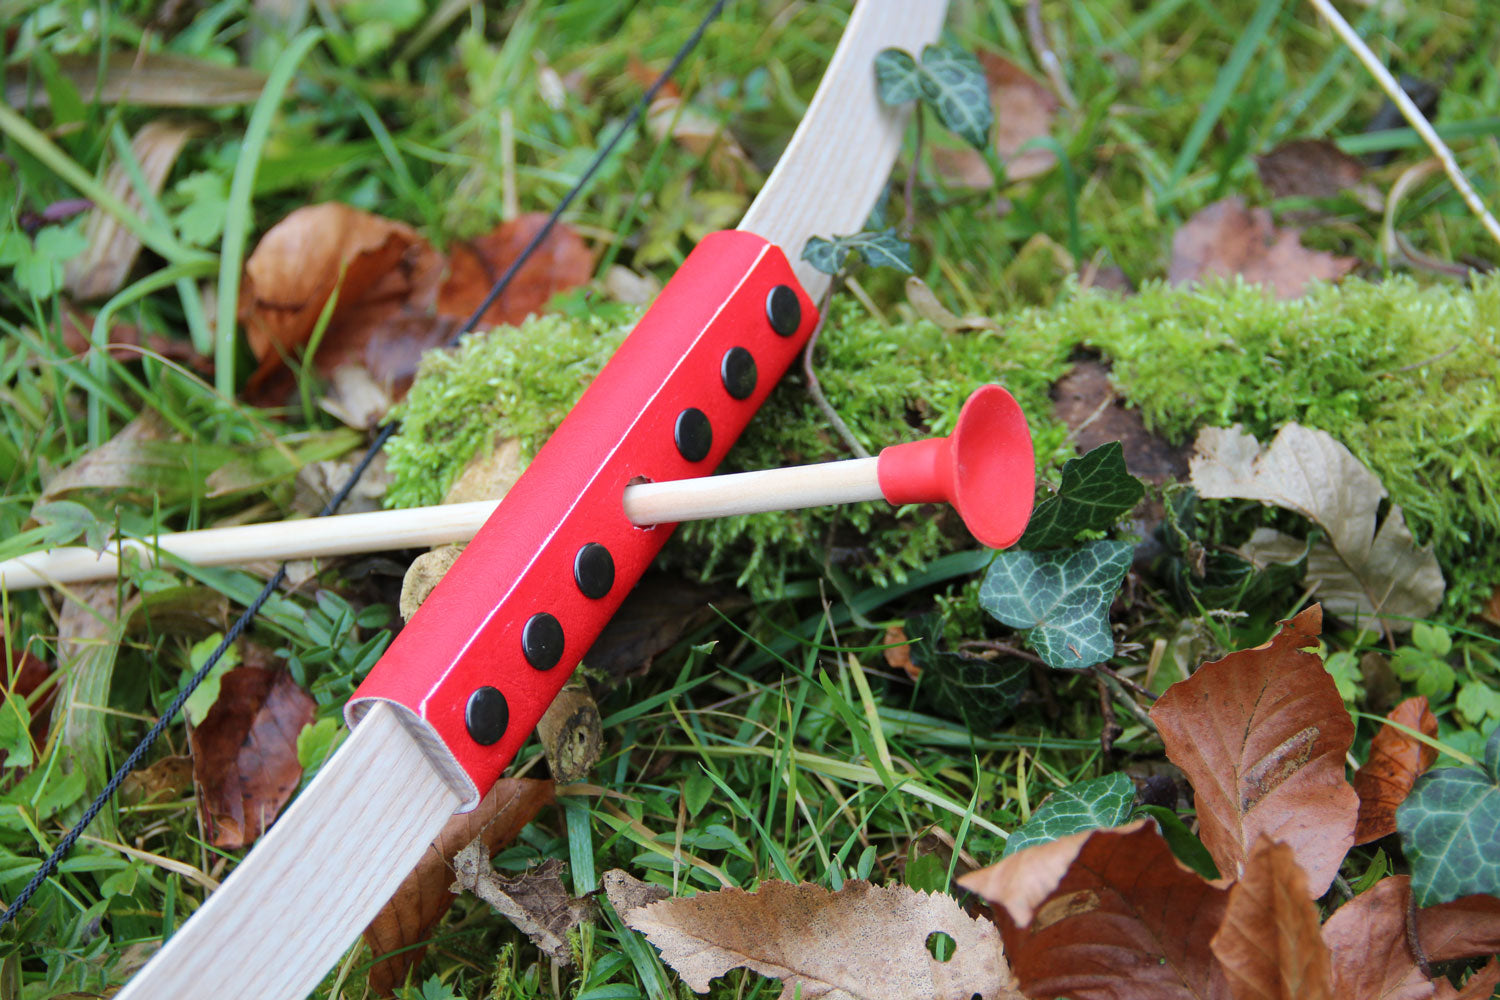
[{"x1": 347, "y1": 230, "x2": 817, "y2": 806}]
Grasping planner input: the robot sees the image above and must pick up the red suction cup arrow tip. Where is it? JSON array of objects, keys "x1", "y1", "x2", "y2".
[{"x1": 874, "y1": 385, "x2": 1035, "y2": 549}]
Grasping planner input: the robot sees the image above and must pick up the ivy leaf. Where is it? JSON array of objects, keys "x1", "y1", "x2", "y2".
[
  {"x1": 1019, "y1": 442, "x2": 1145, "y2": 549},
  {"x1": 873, "y1": 48, "x2": 924, "y2": 106},
  {"x1": 1397, "y1": 726, "x2": 1500, "y2": 905},
  {"x1": 1002, "y1": 773, "x2": 1135, "y2": 857},
  {"x1": 800, "y1": 228, "x2": 912, "y2": 276},
  {"x1": 916, "y1": 44, "x2": 993, "y2": 150},
  {"x1": 907, "y1": 613, "x2": 1028, "y2": 727},
  {"x1": 979, "y1": 540, "x2": 1133, "y2": 669}
]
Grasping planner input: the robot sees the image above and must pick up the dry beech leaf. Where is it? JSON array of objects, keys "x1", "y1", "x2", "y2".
[
  {"x1": 586, "y1": 574, "x2": 745, "y2": 683},
  {"x1": 1168, "y1": 197, "x2": 1357, "y2": 299},
  {"x1": 1415, "y1": 892, "x2": 1500, "y2": 962},
  {"x1": 1210, "y1": 836, "x2": 1333, "y2": 1000},
  {"x1": 451, "y1": 852, "x2": 592, "y2": 966},
  {"x1": 1322, "y1": 876, "x2": 1432, "y2": 1000},
  {"x1": 622, "y1": 880, "x2": 1020, "y2": 1000},
  {"x1": 65, "y1": 121, "x2": 198, "y2": 300},
  {"x1": 189, "y1": 666, "x2": 314, "y2": 849},
  {"x1": 1354, "y1": 696, "x2": 1439, "y2": 845},
  {"x1": 904, "y1": 276, "x2": 999, "y2": 332},
  {"x1": 1256, "y1": 139, "x2": 1380, "y2": 209},
  {"x1": 930, "y1": 51, "x2": 1058, "y2": 187},
  {"x1": 1150, "y1": 606, "x2": 1358, "y2": 895},
  {"x1": 1189, "y1": 424, "x2": 1444, "y2": 630},
  {"x1": 1431, "y1": 958, "x2": 1500, "y2": 1000},
  {"x1": 364, "y1": 778, "x2": 553, "y2": 995},
  {"x1": 958, "y1": 819, "x2": 1229, "y2": 1000},
  {"x1": 120, "y1": 754, "x2": 194, "y2": 806},
  {"x1": 1052, "y1": 361, "x2": 1188, "y2": 483},
  {"x1": 436, "y1": 213, "x2": 594, "y2": 330},
  {"x1": 603, "y1": 868, "x2": 670, "y2": 915},
  {"x1": 883, "y1": 626, "x2": 920, "y2": 681}
]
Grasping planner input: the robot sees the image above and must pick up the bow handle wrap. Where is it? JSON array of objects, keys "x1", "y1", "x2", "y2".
[{"x1": 348, "y1": 230, "x2": 817, "y2": 806}]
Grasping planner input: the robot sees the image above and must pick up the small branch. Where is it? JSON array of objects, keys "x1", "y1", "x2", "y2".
[
  {"x1": 958, "y1": 639, "x2": 1045, "y2": 665},
  {"x1": 1095, "y1": 674, "x2": 1122, "y2": 756},
  {"x1": 802, "y1": 286, "x2": 871, "y2": 459},
  {"x1": 1025, "y1": 0, "x2": 1078, "y2": 111},
  {"x1": 1307, "y1": 0, "x2": 1500, "y2": 251},
  {"x1": 1406, "y1": 885, "x2": 1434, "y2": 980},
  {"x1": 1092, "y1": 662, "x2": 1157, "y2": 702}
]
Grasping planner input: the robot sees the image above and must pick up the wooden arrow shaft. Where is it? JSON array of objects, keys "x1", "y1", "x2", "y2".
[{"x1": 1, "y1": 459, "x2": 886, "y2": 590}]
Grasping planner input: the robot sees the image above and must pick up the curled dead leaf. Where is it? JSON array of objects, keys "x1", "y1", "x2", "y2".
[
  {"x1": 1210, "y1": 836, "x2": 1333, "y2": 1000},
  {"x1": 1190, "y1": 424, "x2": 1445, "y2": 630},
  {"x1": 1169, "y1": 198, "x2": 1357, "y2": 299},
  {"x1": 451, "y1": 852, "x2": 592, "y2": 966},
  {"x1": 1353, "y1": 696, "x2": 1438, "y2": 845},
  {"x1": 1321, "y1": 876, "x2": 1432, "y2": 1000},
  {"x1": 883, "y1": 626, "x2": 920, "y2": 681},
  {"x1": 958, "y1": 819, "x2": 1229, "y2": 1000},
  {"x1": 624, "y1": 880, "x2": 1020, "y2": 1000},
  {"x1": 1149, "y1": 606, "x2": 1359, "y2": 895}
]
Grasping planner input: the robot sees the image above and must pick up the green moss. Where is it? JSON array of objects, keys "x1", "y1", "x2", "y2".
[{"x1": 386, "y1": 275, "x2": 1500, "y2": 608}]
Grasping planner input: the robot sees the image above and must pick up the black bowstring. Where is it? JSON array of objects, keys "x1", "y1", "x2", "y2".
[{"x1": 0, "y1": 0, "x2": 730, "y2": 928}]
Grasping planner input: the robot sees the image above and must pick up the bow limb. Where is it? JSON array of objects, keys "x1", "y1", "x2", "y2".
[{"x1": 116, "y1": 3, "x2": 947, "y2": 997}]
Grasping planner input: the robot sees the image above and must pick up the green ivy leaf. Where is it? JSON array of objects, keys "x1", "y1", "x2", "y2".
[
  {"x1": 1020, "y1": 442, "x2": 1145, "y2": 549},
  {"x1": 800, "y1": 228, "x2": 913, "y2": 276},
  {"x1": 873, "y1": 48, "x2": 924, "y2": 106},
  {"x1": 174, "y1": 171, "x2": 230, "y2": 247},
  {"x1": 1396, "y1": 726, "x2": 1500, "y2": 905},
  {"x1": 1002, "y1": 773, "x2": 1135, "y2": 857},
  {"x1": 908, "y1": 613, "x2": 1028, "y2": 726},
  {"x1": 979, "y1": 540, "x2": 1133, "y2": 669},
  {"x1": 916, "y1": 43, "x2": 993, "y2": 150}
]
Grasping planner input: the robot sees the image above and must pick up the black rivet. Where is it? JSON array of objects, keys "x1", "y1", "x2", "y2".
[
  {"x1": 574, "y1": 542, "x2": 615, "y2": 599},
  {"x1": 766, "y1": 285, "x2": 800, "y2": 337},
  {"x1": 465, "y1": 686, "x2": 509, "y2": 746},
  {"x1": 522, "y1": 612, "x2": 565, "y2": 670},
  {"x1": 674, "y1": 408, "x2": 712, "y2": 462},
  {"x1": 720, "y1": 346, "x2": 757, "y2": 400}
]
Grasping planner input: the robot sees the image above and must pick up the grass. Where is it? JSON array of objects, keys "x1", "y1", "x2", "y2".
[{"x1": 2, "y1": 0, "x2": 1500, "y2": 997}]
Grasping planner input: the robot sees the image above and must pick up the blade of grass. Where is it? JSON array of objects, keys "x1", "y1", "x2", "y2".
[
  {"x1": 214, "y1": 28, "x2": 324, "y2": 396},
  {"x1": 1164, "y1": 0, "x2": 1285, "y2": 199}
]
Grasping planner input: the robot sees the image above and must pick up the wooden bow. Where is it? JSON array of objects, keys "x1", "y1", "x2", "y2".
[{"x1": 113, "y1": 4, "x2": 950, "y2": 997}]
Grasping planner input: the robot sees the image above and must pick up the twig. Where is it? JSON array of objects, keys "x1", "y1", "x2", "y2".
[
  {"x1": 1307, "y1": 0, "x2": 1500, "y2": 251},
  {"x1": 802, "y1": 286, "x2": 871, "y2": 459},
  {"x1": 1095, "y1": 674, "x2": 1122, "y2": 755},
  {"x1": 1092, "y1": 662, "x2": 1157, "y2": 702},
  {"x1": 1025, "y1": 0, "x2": 1078, "y2": 111},
  {"x1": 1406, "y1": 885, "x2": 1434, "y2": 979},
  {"x1": 958, "y1": 639, "x2": 1045, "y2": 665}
]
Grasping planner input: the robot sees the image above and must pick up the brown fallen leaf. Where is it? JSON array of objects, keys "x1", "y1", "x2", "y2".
[
  {"x1": 1322, "y1": 877, "x2": 1432, "y2": 1000},
  {"x1": 120, "y1": 754, "x2": 194, "y2": 806},
  {"x1": 59, "y1": 301, "x2": 209, "y2": 372},
  {"x1": 930, "y1": 52, "x2": 1058, "y2": 187},
  {"x1": 1416, "y1": 892, "x2": 1500, "y2": 962},
  {"x1": 1482, "y1": 585, "x2": 1500, "y2": 628},
  {"x1": 584, "y1": 573, "x2": 744, "y2": 683},
  {"x1": 1431, "y1": 958, "x2": 1500, "y2": 1000},
  {"x1": 1168, "y1": 197, "x2": 1357, "y2": 299},
  {"x1": 1150, "y1": 606, "x2": 1358, "y2": 895},
  {"x1": 239, "y1": 203, "x2": 447, "y2": 399},
  {"x1": 65, "y1": 121, "x2": 198, "y2": 300},
  {"x1": 883, "y1": 626, "x2": 920, "y2": 681},
  {"x1": 1211, "y1": 836, "x2": 1333, "y2": 1000},
  {"x1": 1256, "y1": 139, "x2": 1378, "y2": 208},
  {"x1": 3, "y1": 52, "x2": 266, "y2": 109},
  {"x1": 624, "y1": 880, "x2": 1020, "y2": 1000},
  {"x1": 1189, "y1": 424, "x2": 1445, "y2": 630},
  {"x1": 451, "y1": 851, "x2": 592, "y2": 966},
  {"x1": 189, "y1": 666, "x2": 315, "y2": 848},
  {"x1": 1052, "y1": 360, "x2": 1188, "y2": 483},
  {"x1": 602, "y1": 868, "x2": 670, "y2": 915},
  {"x1": 435, "y1": 213, "x2": 594, "y2": 330},
  {"x1": 958, "y1": 819, "x2": 1230, "y2": 1000},
  {"x1": 1353, "y1": 696, "x2": 1439, "y2": 845},
  {"x1": 647, "y1": 96, "x2": 753, "y2": 185},
  {"x1": 364, "y1": 777, "x2": 554, "y2": 995}
]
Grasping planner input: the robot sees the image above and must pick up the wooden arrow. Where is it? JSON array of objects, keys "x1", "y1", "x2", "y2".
[{"x1": 0, "y1": 385, "x2": 1032, "y2": 590}]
